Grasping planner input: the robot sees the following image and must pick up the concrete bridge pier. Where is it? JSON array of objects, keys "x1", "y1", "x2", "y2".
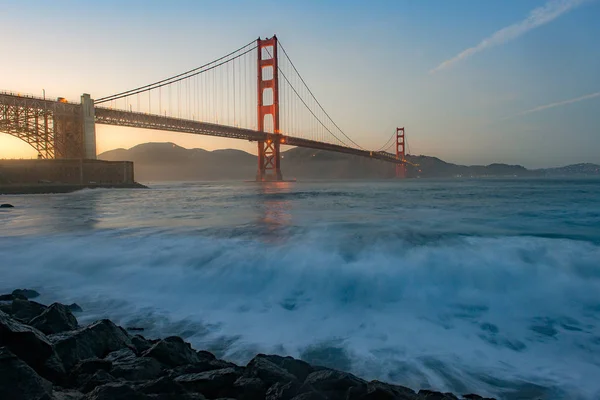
[{"x1": 81, "y1": 94, "x2": 97, "y2": 160}]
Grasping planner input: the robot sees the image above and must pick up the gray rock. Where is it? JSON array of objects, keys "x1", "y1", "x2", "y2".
[
  {"x1": 112, "y1": 356, "x2": 164, "y2": 381},
  {"x1": 13, "y1": 288, "x2": 41, "y2": 299},
  {"x1": 0, "y1": 293, "x2": 26, "y2": 301},
  {"x1": 290, "y1": 392, "x2": 327, "y2": 400},
  {"x1": 132, "y1": 334, "x2": 153, "y2": 355},
  {"x1": 137, "y1": 376, "x2": 187, "y2": 395},
  {"x1": 31, "y1": 302, "x2": 79, "y2": 334},
  {"x1": 234, "y1": 376, "x2": 268, "y2": 400},
  {"x1": 266, "y1": 380, "x2": 302, "y2": 400},
  {"x1": 0, "y1": 310, "x2": 54, "y2": 369},
  {"x1": 39, "y1": 350, "x2": 68, "y2": 385},
  {"x1": 11, "y1": 298, "x2": 48, "y2": 321},
  {"x1": 68, "y1": 303, "x2": 84, "y2": 313},
  {"x1": 80, "y1": 369, "x2": 117, "y2": 393},
  {"x1": 52, "y1": 389, "x2": 85, "y2": 400},
  {"x1": 197, "y1": 350, "x2": 217, "y2": 360},
  {"x1": 83, "y1": 382, "x2": 148, "y2": 400},
  {"x1": 254, "y1": 354, "x2": 314, "y2": 382},
  {"x1": 71, "y1": 358, "x2": 113, "y2": 378},
  {"x1": 417, "y1": 390, "x2": 459, "y2": 399},
  {"x1": 174, "y1": 367, "x2": 242, "y2": 398},
  {"x1": 142, "y1": 336, "x2": 201, "y2": 367},
  {"x1": 304, "y1": 369, "x2": 366, "y2": 393},
  {"x1": 346, "y1": 381, "x2": 418, "y2": 400},
  {"x1": 0, "y1": 203, "x2": 14, "y2": 208},
  {"x1": 245, "y1": 356, "x2": 298, "y2": 386},
  {"x1": 168, "y1": 358, "x2": 239, "y2": 377},
  {"x1": 50, "y1": 319, "x2": 134, "y2": 370},
  {"x1": 105, "y1": 348, "x2": 137, "y2": 363},
  {"x1": 0, "y1": 346, "x2": 53, "y2": 400}
]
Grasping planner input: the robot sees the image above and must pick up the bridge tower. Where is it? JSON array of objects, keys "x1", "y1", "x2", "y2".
[
  {"x1": 395, "y1": 127, "x2": 406, "y2": 179},
  {"x1": 256, "y1": 35, "x2": 283, "y2": 181}
]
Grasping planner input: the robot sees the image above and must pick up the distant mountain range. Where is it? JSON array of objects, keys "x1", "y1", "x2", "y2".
[{"x1": 98, "y1": 142, "x2": 600, "y2": 181}]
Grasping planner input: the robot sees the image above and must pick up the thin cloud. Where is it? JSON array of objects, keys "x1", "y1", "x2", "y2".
[
  {"x1": 430, "y1": 0, "x2": 590, "y2": 74},
  {"x1": 513, "y1": 91, "x2": 600, "y2": 117}
]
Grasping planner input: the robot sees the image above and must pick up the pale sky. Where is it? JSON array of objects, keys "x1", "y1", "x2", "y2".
[{"x1": 1, "y1": 0, "x2": 599, "y2": 168}]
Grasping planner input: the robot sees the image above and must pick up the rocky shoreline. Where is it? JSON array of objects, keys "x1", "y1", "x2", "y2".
[{"x1": 0, "y1": 289, "x2": 494, "y2": 400}]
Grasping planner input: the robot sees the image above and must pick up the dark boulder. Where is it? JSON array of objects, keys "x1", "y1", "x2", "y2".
[
  {"x1": 13, "y1": 288, "x2": 41, "y2": 299},
  {"x1": 462, "y1": 395, "x2": 496, "y2": 400},
  {"x1": 11, "y1": 298, "x2": 48, "y2": 322},
  {"x1": 234, "y1": 376, "x2": 268, "y2": 400},
  {"x1": 0, "y1": 310, "x2": 54, "y2": 369},
  {"x1": 197, "y1": 350, "x2": 217, "y2": 360},
  {"x1": 50, "y1": 319, "x2": 134, "y2": 370},
  {"x1": 80, "y1": 369, "x2": 117, "y2": 393},
  {"x1": 131, "y1": 335, "x2": 153, "y2": 355},
  {"x1": 245, "y1": 356, "x2": 298, "y2": 386},
  {"x1": 71, "y1": 358, "x2": 113, "y2": 378},
  {"x1": 83, "y1": 382, "x2": 148, "y2": 400},
  {"x1": 266, "y1": 380, "x2": 302, "y2": 400},
  {"x1": 0, "y1": 347, "x2": 53, "y2": 400},
  {"x1": 31, "y1": 302, "x2": 79, "y2": 334},
  {"x1": 0, "y1": 203, "x2": 14, "y2": 208},
  {"x1": 303, "y1": 369, "x2": 366, "y2": 398},
  {"x1": 68, "y1": 303, "x2": 84, "y2": 313},
  {"x1": 137, "y1": 376, "x2": 187, "y2": 395},
  {"x1": 127, "y1": 327, "x2": 145, "y2": 332},
  {"x1": 53, "y1": 389, "x2": 85, "y2": 400},
  {"x1": 174, "y1": 367, "x2": 242, "y2": 398},
  {"x1": 347, "y1": 380, "x2": 418, "y2": 400},
  {"x1": 112, "y1": 355, "x2": 164, "y2": 381},
  {"x1": 39, "y1": 350, "x2": 68, "y2": 385},
  {"x1": 167, "y1": 358, "x2": 239, "y2": 378},
  {"x1": 142, "y1": 336, "x2": 201, "y2": 367},
  {"x1": 254, "y1": 354, "x2": 314, "y2": 382},
  {"x1": 290, "y1": 392, "x2": 327, "y2": 400},
  {"x1": 0, "y1": 292, "x2": 27, "y2": 301},
  {"x1": 417, "y1": 390, "x2": 459, "y2": 399}
]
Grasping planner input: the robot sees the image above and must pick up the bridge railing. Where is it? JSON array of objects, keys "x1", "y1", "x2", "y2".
[{"x1": 0, "y1": 90, "x2": 80, "y2": 104}]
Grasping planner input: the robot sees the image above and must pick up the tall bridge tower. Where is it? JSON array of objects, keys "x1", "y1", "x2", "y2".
[
  {"x1": 256, "y1": 35, "x2": 283, "y2": 181},
  {"x1": 396, "y1": 127, "x2": 406, "y2": 179}
]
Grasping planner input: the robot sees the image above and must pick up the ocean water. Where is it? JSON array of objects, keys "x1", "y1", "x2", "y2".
[{"x1": 1, "y1": 178, "x2": 599, "y2": 399}]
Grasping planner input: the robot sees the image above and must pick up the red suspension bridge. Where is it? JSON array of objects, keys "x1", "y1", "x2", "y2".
[{"x1": 0, "y1": 36, "x2": 410, "y2": 180}]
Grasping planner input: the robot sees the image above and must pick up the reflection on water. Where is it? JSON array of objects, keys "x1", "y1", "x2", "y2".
[{"x1": 255, "y1": 181, "x2": 293, "y2": 243}]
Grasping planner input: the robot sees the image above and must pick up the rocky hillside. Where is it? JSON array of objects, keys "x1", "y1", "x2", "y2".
[{"x1": 99, "y1": 142, "x2": 599, "y2": 181}]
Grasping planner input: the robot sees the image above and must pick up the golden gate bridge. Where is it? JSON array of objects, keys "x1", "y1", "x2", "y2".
[{"x1": 0, "y1": 36, "x2": 410, "y2": 180}]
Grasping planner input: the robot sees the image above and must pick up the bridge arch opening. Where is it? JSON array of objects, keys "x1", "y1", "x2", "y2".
[{"x1": 0, "y1": 132, "x2": 41, "y2": 159}]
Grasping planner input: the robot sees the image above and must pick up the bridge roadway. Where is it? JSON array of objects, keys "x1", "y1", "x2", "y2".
[
  {"x1": 94, "y1": 107, "x2": 399, "y2": 163},
  {"x1": 1, "y1": 93, "x2": 399, "y2": 164}
]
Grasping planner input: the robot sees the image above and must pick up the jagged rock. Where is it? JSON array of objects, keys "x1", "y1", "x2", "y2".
[
  {"x1": 13, "y1": 288, "x2": 41, "y2": 299},
  {"x1": 197, "y1": 350, "x2": 217, "y2": 360},
  {"x1": 147, "y1": 393, "x2": 206, "y2": 400},
  {"x1": 0, "y1": 347, "x2": 53, "y2": 400},
  {"x1": 0, "y1": 203, "x2": 15, "y2": 208},
  {"x1": 138, "y1": 376, "x2": 188, "y2": 395},
  {"x1": 174, "y1": 367, "x2": 242, "y2": 398},
  {"x1": 39, "y1": 350, "x2": 68, "y2": 385},
  {"x1": 127, "y1": 327, "x2": 145, "y2": 332},
  {"x1": 31, "y1": 302, "x2": 79, "y2": 334},
  {"x1": 142, "y1": 336, "x2": 201, "y2": 367},
  {"x1": 0, "y1": 292, "x2": 27, "y2": 301},
  {"x1": 132, "y1": 335, "x2": 153, "y2": 355},
  {"x1": 80, "y1": 369, "x2": 117, "y2": 393},
  {"x1": 73, "y1": 358, "x2": 113, "y2": 375},
  {"x1": 418, "y1": 390, "x2": 459, "y2": 399},
  {"x1": 68, "y1": 303, "x2": 84, "y2": 313},
  {"x1": 304, "y1": 369, "x2": 366, "y2": 396},
  {"x1": 83, "y1": 382, "x2": 147, "y2": 400},
  {"x1": 266, "y1": 380, "x2": 302, "y2": 400},
  {"x1": 11, "y1": 298, "x2": 48, "y2": 321},
  {"x1": 105, "y1": 348, "x2": 137, "y2": 362},
  {"x1": 50, "y1": 319, "x2": 134, "y2": 370},
  {"x1": 254, "y1": 354, "x2": 314, "y2": 382},
  {"x1": 234, "y1": 376, "x2": 268, "y2": 400},
  {"x1": 0, "y1": 300, "x2": 11, "y2": 314},
  {"x1": 113, "y1": 355, "x2": 164, "y2": 381},
  {"x1": 0, "y1": 310, "x2": 54, "y2": 369},
  {"x1": 462, "y1": 395, "x2": 496, "y2": 400},
  {"x1": 290, "y1": 392, "x2": 327, "y2": 400},
  {"x1": 52, "y1": 389, "x2": 85, "y2": 400},
  {"x1": 168, "y1": 358, "x2": 239, "y2": 377},
  {"x1": 245, "y1": 356, "x2": 298, "y2": 386},
  {"x1": 347, "y1": 380, "x2": 418, "y2": 400}
]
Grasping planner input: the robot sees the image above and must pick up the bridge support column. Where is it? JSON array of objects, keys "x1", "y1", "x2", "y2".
[
  {"x1": 81, "y1": 93, "x2": 97, "y2": 159},
  {"x1": 395, "y1": 127, "x2": 406, "y2": 179},
  {"x1": 256, "y1": 35, "x2": 283, "y2": 181}
]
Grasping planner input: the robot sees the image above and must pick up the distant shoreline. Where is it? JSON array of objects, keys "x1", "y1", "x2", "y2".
[{"x1": 0, "y1": 182, "x2": 147, "y2": 195}]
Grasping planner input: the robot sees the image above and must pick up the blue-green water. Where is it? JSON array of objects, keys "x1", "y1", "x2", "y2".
[{"x1": 1, "y1": 178, "x2": 599, "y2": 399}]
